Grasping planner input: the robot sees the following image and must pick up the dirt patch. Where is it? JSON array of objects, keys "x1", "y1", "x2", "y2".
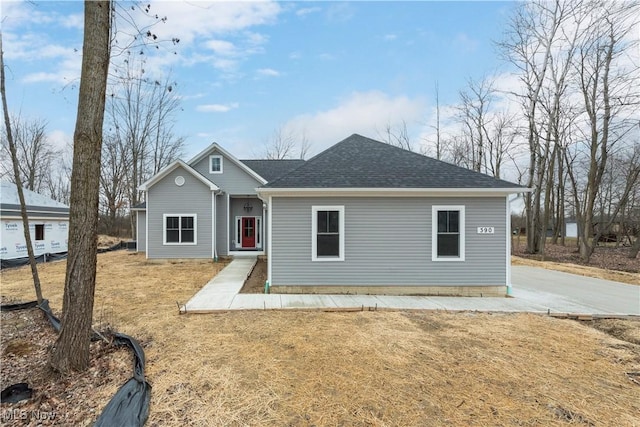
[
  {"x1": 97, "y1": 234, "x2": 124, "y2": 249},
  {"x1": 587, "y1": 318, "x2": 640, "y2": 345},
  {"x1": 0, "y1": 303, "x2": 131, "y2": 426},
  {"x1": 239, "y1": 258, "x2": 267, "y2": 293},
  {"x1": 2, "y1": 252, "x2": 639, "y2": 425}
]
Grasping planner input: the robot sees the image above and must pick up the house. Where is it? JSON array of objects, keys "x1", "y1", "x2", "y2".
[
  {"x1": 136, "y1": 134, "x2": 527, "y2": 296},
  {"x1": 134, "y1": 144, "x2": 303, "y2": 259},
  {"x1": 0, "y1": 181, "x2": 69, "y2": 261}
]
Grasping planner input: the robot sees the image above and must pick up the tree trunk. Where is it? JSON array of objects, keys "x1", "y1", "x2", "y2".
[
  {"x1": 50, "y1": 0, "x2": 111, "y2": 374},
  {"x1": 629, "y1": 230, "x2": 640, "y2": 259},
  {"x1": 0, "y1": 33, "x2": 44, "y2": 304}
]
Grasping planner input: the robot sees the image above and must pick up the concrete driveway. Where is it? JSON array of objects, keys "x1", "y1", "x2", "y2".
[{"x1": 512, "y1": 266, "x2": 640, "y2": 315}]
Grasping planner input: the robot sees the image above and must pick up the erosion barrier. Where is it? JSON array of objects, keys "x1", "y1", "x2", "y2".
[{"x1": 0, "y1": 299, "x2": 151, "y2": 426}]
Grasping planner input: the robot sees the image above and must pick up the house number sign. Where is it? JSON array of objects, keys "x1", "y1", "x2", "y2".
[{"x1": 477, "y1": 227, "x2": 495, "y2": 234}]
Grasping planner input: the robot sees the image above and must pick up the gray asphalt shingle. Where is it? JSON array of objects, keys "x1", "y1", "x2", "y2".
[
  {"x1": 263, "y1": 134, "x2": 524, "y2": 189},
  {"x1": 240, "y1": 159, "x2": 306, "y2": 182}
]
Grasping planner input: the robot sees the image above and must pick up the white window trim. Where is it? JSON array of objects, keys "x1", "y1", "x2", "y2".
[
  {"x1": 432, "y1": 205, "x2": 465, "y2": 262},
  {"x1": 209, "y1": 155, "x2": 223, "y2": 174},
  {"x1": 163, "y1": 214, "x2": 198, "y2": 245},
  {"x1": 312, "y1": 205, "x2": 345, "y2": 262}
]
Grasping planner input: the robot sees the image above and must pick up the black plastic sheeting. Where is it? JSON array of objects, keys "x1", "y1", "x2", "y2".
[
  {"x1": 0, "y1": 252, "x2": 68, "y2": 269},
  {"x1": 0, "y1": 300, "x2": 151, "y2": 426},
  {"x1": 1, "y1": 241, "x2": 126, "y2": 270},
  {"x1": 1, "y1": 383, "x2": 33, "y2": 403}
]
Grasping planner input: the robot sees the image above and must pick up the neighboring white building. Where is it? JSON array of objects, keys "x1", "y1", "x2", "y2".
[
  {"x1": 0, "y1": 182, "x2": 69, "y2": 260},
  {"x1": 565, "y1": 219, "x2": 578, "y2": 238}
]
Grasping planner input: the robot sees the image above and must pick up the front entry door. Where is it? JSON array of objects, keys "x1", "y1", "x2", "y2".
[{"x1": 241, "y1": 217, "x2": 256, "y2": 248}]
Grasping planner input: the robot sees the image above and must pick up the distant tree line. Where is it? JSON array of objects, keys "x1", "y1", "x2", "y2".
[
  {"x1": 1, "y1": 54, "x2": 184, "y2": 238},
  {"x1": 382, "y1": 0, "x2": 640, "y2": 262}
]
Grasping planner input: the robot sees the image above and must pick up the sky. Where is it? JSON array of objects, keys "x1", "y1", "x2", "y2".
[{"x1": 2, "y1": 0, "x2": 519, "y2": 161}]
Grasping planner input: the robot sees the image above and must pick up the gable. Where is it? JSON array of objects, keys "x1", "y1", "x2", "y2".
[
  {"x1": 189, "y1": 144, "x2": 266, "y2": 194},
  {"x1": 139, "y1": 160, "x2": 218, "y2": 192}
]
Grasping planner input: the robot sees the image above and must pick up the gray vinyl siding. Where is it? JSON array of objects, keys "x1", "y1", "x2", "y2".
[
  {"x1": 191, "y1": 149, "x2": 263, "y2": 195},
  {"x1": 271, "y1": 196, "x2": 507, "y2": 287},
  {"x1": 137, "y1": 211, "x2": 146, "y2": 252},
  {"x1": 147, "y1": 166, "x2": 213, "y2": 258}
]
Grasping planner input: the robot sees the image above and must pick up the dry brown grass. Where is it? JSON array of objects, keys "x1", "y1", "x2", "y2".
[
  {"x1": 512, "y1": 256, "x2": 640, "y2": 286},
  {"x1": 2, "y1": 251, "x2": 639, "y2": 425}
]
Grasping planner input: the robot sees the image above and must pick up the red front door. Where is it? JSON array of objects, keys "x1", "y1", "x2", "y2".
[{"x1": 241, "y1": 217, "x2": 256, "y2": 248}]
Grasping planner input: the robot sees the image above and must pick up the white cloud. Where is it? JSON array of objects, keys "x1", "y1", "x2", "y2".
[
  {"x1": 284, "y1": 91, "x2": 426, "y2": 154},
  {"x1": 384, "y1": 34, "x2": 398, "y2": 41},
  {"x1": 326, "y1": 3, "x2": 355, "y2": 23},
  {"x1": 296, "y1": 7, "x2": 321, "y2": 17},
  {"x1": 126, "y1": 1, "x2": 281, "y2": 46},
  {"x1": 48, "y1": 130, "x2": 72, "y2": 152},
  {"x1": 204, "y1": 39, "x2": 237, "y2": 56},
  {"x1": 196, "y1": 103, "x2": 239, "y2": 113},
  {"x1": 452, "y1": 32, "x2": 479, "y2": 53},
  {"x1": 60, "y1": 13, "x2": 83, "y2": 29},
  {"x1": 318, "y1": 53, "x2": 336, "y2": 61},
  {"x1": 257, "y1": 68, "x2": 280, "y2": 77}
]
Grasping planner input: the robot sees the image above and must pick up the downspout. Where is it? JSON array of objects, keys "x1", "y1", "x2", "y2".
[
  {"x1": 212, "y1": 190, "x2": 218, "y2": 262},
  {"x1": 256, "y1": 189, "x2": 271, "y2": 292},
  {"x1": 506, "y1": 194, "x2": 517, "y2": 296}
]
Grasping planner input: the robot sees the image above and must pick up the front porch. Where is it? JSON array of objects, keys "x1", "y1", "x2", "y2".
[{"x1": 227, "y1": 196, "x2": 265, "y2": 256}]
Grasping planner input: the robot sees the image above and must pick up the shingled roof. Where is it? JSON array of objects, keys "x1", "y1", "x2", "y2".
[
  {"x1": 263, "y1": 134, "x2": 524, "y2": 189},
  {"x1": 241, "y1": 159, "x2": 306, "y2": 182}
]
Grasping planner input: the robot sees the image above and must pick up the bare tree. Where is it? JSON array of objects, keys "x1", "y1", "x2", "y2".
[
  {"x1": 457, "y1": 76, "x2": 496, "y2": 173},
  {"x1": 432, "y1": 82, "x2": 441, "y2": 160},
  {"x1": 1, "y1": 32, "x2": 44, "y2": 304},
  {"x1": 378, "y1": 120, "x2": 413, "y2": 151},
  {"x1": 106, "y1": 54, "x2": 184, "y2": 235},
  {"x1": 50, "y1": 0, "x2": 112, "y2": 374},
  {"x1": 298, "y1": 128, "x2": 312, "y2": 160},
  {"x1": 100, "y1": 134, "x2": 129, "y2": 236},
  {"x1": 264, "y1": 126, "x2": 297, "y2": 159},
  {"x1": 47, "y1": 143, "x2": 73, "y2": 205},
  {"x1": 565, "y1": 1, "x2": 640, "y2": 262},
  {"x1": 0, "y1": 116, "x2": 57, "y2": 193},
  {"x1": 499, "y1": 0, "x2": 579, "y2": 254}
]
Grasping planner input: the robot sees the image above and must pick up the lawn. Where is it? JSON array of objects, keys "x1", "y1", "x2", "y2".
[{"x1": 1, "y1": 251, "x2": 639, "y2": 425}]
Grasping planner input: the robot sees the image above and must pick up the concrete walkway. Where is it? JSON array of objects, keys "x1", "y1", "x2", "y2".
[
  {"x1": 182, "y1": 259, "x2": 639, "y2": 317},
  {"x1": 184, "y1": 257, "x2": 258, "y2": 312}
]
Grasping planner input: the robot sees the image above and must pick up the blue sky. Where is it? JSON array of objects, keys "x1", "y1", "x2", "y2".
[{"x1": 2, "y1": 1, "x2": 517, "y2": 160}]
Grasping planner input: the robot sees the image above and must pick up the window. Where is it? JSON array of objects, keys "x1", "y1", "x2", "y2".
[
  {"x1": 432, "y1": 205, "x2": 465, "y2": 261},
  {"x1": 35, "y1": 224, "x2": 45, "y2": 241},
  {"x1": 209, "y1": 155, "x2": 223, "y2": 174},
  {"x1": 312, "y1": 206, "x2": 344, "y2": 261},
  {"x1": 163, "y1": 214, "x2": 197, "y2": 245}
]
